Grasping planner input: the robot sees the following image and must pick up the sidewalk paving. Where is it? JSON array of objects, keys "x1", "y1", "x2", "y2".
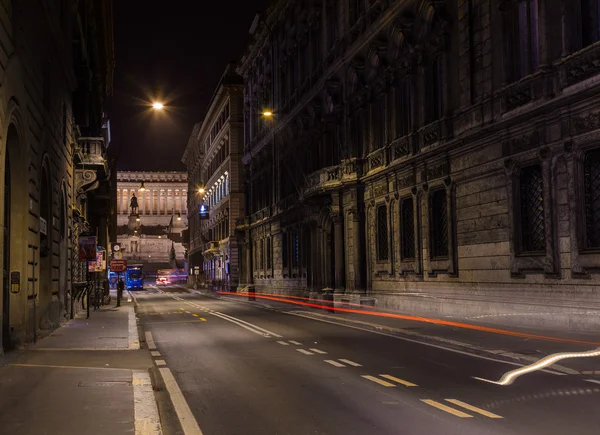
[
  {"x1": 190, "y1": 287, "x2": 600, "y2": 376},
  {"x1": 0, "y1": 290, "x2": 161, "y2": 435}
]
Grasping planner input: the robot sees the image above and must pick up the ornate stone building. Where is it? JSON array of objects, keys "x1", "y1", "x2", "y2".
[
  {"x1": 116, "y1": 171, "x2": 187, "y2": 268},
  {"x1": 236, "y1": 0, "x2": 600, "y2": 331},
  {"x1": 0, "y1": 0, "x2": 114, "y2": 351},
  {"x1": 182, "y1": 64, "x2": 245, "y2": 290}
]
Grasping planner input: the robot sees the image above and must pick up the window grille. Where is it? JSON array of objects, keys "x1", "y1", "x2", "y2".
[
  {"x1": 430, "y1": 189, "x2": 449, "y2": 258},
  {"x1": 401, "y1": 198, "x2": 415, "y2": 260},
  {"x1": 377, "y1": 205, "x2": 389, "y2": 261},
  {"x1": 519, "y1": 165, "x2": 545, "y2": 252},
  {"x1": 282, "y1": 233, "x2": 288, "y2": 269},
  {"x1": 584, "y1": 149, "x2": 600, "y2": 248}
]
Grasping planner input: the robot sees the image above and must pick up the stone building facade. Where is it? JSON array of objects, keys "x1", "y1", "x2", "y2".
[
  {"x1": 0, "y1": 0, "x2": 114, "y2": 351},
  {"x1": 116, "y1": 171, "x2": 187, "y2": 268},
  {"x1": 236, "y1": 0, "x2": 600, "y2": 331},
  {"x1": 182, "y1": 65, "x2": 245, "y2": 290}
]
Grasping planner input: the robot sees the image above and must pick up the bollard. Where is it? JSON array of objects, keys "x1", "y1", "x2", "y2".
[
  {"x1": 322, "y1": 288, "x2": 335, "y2": 313},
  {"x1": 248, "y1": 285, "x2": 256, "y2": 301}
]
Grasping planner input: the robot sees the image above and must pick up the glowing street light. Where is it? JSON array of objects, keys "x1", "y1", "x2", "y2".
[
  {"x1": 177, "y1": 212, "x2": 182, "y2": 221},
  {"x1": 136, "y1": 215, "x2": 141, "y2": 222},
  {"x1": 139, "y1": 181, "x2": 146, "y2": 192},
  {"x1": 262, "y1": 110, "x2": 273, "y2": 117},
  {"x1": 152, "y1": 102, "x2": 164, "y2": 110}
]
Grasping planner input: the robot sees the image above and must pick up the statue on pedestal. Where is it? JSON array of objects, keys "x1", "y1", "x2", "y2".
[{"x1": 130, "y1": 193, "x2": 139, "y2": 215}]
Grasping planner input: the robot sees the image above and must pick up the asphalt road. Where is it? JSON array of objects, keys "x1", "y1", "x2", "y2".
[{"x1": 134, "y1": 285, "x2": 600, "y2": 435}]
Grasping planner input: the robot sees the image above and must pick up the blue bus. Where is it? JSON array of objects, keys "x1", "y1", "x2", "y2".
[{"x1": 126, "y1": 264, "x2": 144, "y2": 290}]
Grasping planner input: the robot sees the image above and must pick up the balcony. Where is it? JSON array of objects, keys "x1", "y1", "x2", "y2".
[{"x1": 300, "y1": 165, "x2": 342, "y2": 199}]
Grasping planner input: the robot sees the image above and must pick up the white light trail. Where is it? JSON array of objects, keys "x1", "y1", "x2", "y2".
[{"x1": 475, "y1": 348, "x2": 600, "y2": 386}]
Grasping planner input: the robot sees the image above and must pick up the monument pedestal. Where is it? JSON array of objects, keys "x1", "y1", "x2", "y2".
[{"x1": 128, "y1": 214, "x2": 140, "y2": 231}]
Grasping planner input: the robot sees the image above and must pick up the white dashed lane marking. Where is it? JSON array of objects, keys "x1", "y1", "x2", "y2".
[
  {"x1": 297, "y1": 349, "x2": 314, "y2": 355},
  {"x1": 277, "y1": 341, "x2": 290, "y2": 346},
  {"x1": 288, "y1": 340, "x2": 302, "y2": 345},
  {"x1": 324, "y1": 360, "x2": 346, "y2": 368},
  {"x1": 309, "y1": 348, "x2": 327, "y2": 354}
]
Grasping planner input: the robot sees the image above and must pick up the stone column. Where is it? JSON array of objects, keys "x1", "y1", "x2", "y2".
[
  {"x1": 351, "y1": 209, "x2": 364, "y2": 293},
  {"x1": 333, "y1": 215, "x2": 344, "y2": 290}
]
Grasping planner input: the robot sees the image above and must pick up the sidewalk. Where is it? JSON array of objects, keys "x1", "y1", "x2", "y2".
[
  {"x1": 0, "y1": 290, "x2": 161, "y2": 435},
  {"x1": 193, "y1": 287, "x2": 600, "y2": 376}
]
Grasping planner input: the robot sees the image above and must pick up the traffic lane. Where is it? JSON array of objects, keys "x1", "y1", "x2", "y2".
[
  {"x1": 167, "y1": 291, "x2": 600, "y2": 435},
  {"x1": 139, "y1": 290, "x2": 510, "y2": 435}
]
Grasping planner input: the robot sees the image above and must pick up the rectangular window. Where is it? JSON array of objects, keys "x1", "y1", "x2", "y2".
[
  {"x1": 395, "y1": 80, "x2": 411, "y2": 138},
  {"x1": 375, "y1": 96, "x2": 386, "y2": 149},
  {"x1": 349, "y1": 0, "x2": 365, "y2": 23},
  {"x1": 430, "y1": 189, "x2": 449, "y2": 258},
  {"x1": 583, "y1": 149, "x2": 600, "y2": 249},
  {"x1": 506, "y1": 0, "x2": 539, "y2": 82},
  {"x1": 282, "y1": 233, "x2": 289, "y2": 269},
  {"x1": 519, "y1": 165, "x2": 545, "y2": 253},
  {"x1": 292, "y1": 231, "x2": 300, "y2": 267},
  {"x1": 400, "y1": 197, "x2": 416, "y2": 260},
  {"x1": 428, "y1": 58, "x2": 444, "y2": 123},
  {"x1": 352, "y1": 110, "x2": 364, "y2": 155},
  {"x1": 377, "y1": 205, "x2": 389, "y2": 261},
  {"x1": 327, "y1": 1, "x2": 338, "y2": 49}
]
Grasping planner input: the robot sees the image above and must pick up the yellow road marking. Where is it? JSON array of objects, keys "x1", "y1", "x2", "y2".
[
  {"x1": 179, "y1": 308, "x2": 185, "y2": 311},
  {"x1": 380, "y1": 374, "x2": 417, "y2": 387},
  {"x1": 339, "y1": 359, "x2": 362, "y2": 367},
  {"x1": 421, "y1": 399, "x2": 473, "y2": 418},
  {"x1": 192, "y1": 314, "x2": 199, "y2": 317},
  {"x1": 445, "y1": 399, "x2": 503, "y2": 419},
  {"x1": 362, "y1": 375, "x2": 395, "y2": 387},
  {"x1": 200, "y1": 318, "x2": 207, "y2": 322}
]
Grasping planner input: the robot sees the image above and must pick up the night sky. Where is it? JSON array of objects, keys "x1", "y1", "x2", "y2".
[{"x1": 108, "y1": 1, "x2": 270, "y2": 171}]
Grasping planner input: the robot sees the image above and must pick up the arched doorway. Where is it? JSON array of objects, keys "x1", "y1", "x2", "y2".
[{"x1": 2, "y1": 148, "x2": 11, "y2": 351}]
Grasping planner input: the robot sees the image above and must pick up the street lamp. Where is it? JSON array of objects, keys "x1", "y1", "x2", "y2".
[
  {"x1": 152, "y1": 102, "x2": 164, "y2": 110},
  {"x1": 177, "y1": 212, "x2": 182, "y2": 221},
  {"x1": 262, "y1": 110, "x2": 273, "y2": 117},
  {"x1": 139, "y1": 181, "x2": 146, "y2": 192},
  {"x1": 198, "y1": 186, "x2": 205, "y2": 194}
]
